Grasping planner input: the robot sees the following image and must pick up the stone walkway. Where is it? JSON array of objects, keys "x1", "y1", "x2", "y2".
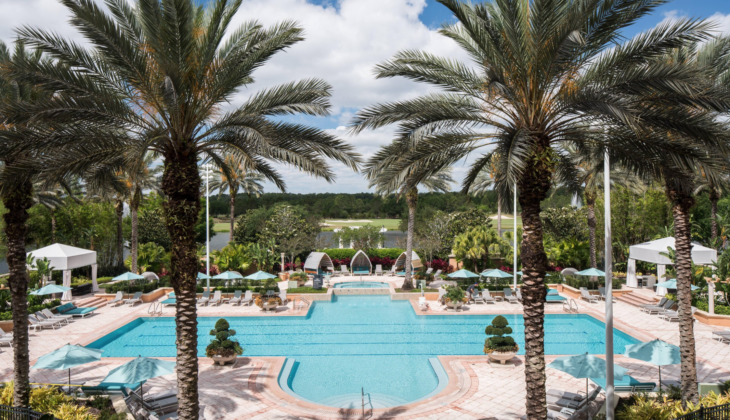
[{"x1": 0, "y1": 280, "x2": 728, "y2": 419}]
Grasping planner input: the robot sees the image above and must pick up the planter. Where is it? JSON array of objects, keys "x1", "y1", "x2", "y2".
[
  {"x1": 488, "y1": 351, "x2": 517, "y2": 365},
  {"x1": 210, "y1": 355, "x2": 237, "y2": 366},
  {"x1": 446, "y1": 301, "x2": 463, "y2": 312},
  {"x1": 262, "y1": 302, "x2": 278, "y2": 312}
]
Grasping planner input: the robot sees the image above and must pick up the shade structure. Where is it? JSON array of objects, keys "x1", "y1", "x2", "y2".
[
  {"x1": 30, "y1": 284, "x2": 71, "y2": 295},
  {"x1": 245, "y1": 271, "x2": 277, "y2": 280},
  {"x1": 102, "y1": 357, "x2": 175, "y2": 397},
  {"x1": 27, "y1": 243, "x2": 99, "y2": 299},
  {"x1": 141, "y1": 272, "x2": 159, "y2": 281},
  {"x1": 548, "y1": 353, "x2": 628, "y2": 395},
  {"x1": 113, "y1": 272, "x2": 146, "y2": 281},
  {"x1": 447, "y1": 269, "x2": 480, "y2": 279},
  {"x1": 481, "y1": 269, "x2": 512, "y2": 278},
  {"x1": 350, "y1": 250, "x2": 372, "y2": 275},
  {"x1": 197, "y1": 272, "x2": 211, "y2": 280},
  {"x1": 33, "y1": 344, "x2": 103, "y2": 388},
  {"x1": 629, "y1": 237, "x2": 717, "y2": 265},
  {"x1": 304, "y1": 252, "x2": 334, "y2": 275},
  {"x1": 394, "y1": 251, "x2": 423, "y2": 275},
  {"x1": 212, "y1": 271, "x2": 244, "y2": 280},
  {"x1": 655, "y1": 279, "x2": 700, "y2": 291},
  {"x1": 624, "y1": 339, "x2": 680, "y2": 389},
  {"x1": 575, "y1": 268, "x2": 606, "y2": 277}
]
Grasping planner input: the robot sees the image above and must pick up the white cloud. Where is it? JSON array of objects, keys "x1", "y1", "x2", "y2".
[{"x1": 709, "y1": 12, "x2": 730, "y2": 35}]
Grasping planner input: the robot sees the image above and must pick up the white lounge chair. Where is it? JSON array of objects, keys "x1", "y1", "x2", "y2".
[
  {"x1": 42, "y1": 308, "x2": 73, "y2": 323},
  {"x1": 579, "y1": 288, "x2": 599, "y2": 303},
  {"x1": 418, "y1": 297, "x2": 428, "y2": 311},
  {"x1": 433, "y1": 269, "x2": 442, "y2": 278},
  {"x1": 240, "y1": 290, "x2": 253, "y2": 306},
  {"x1": 280, "y1": 290, "x2": 288, "y2": 305},
  {"x1": 437, "y1": 288, "x2": 447, "y2": 304},
  {"x1": 640, "y1": 297, "x2": 667, "y2": 310},
  {"x1": 340, "y1": 265, "x2": 349, "y2": 276},
  {"x1": 108, "y1": 291, "x2": 125, "y2": 307},
  {"x1": 0, "y1": 329, "x2": 12, "y2": 346},
  {"x1": 425, "y1": 268, "x2": 433, "y2": 275},
  {"x1": 503, "y1": 288, "x2": 518, "y2": 304},
  {"x1": 125, "y1": 291, "x2": 143, "y2": 306},
  {"x1": 598, "y1": 286, "x2": 617, "y2": 303},
  {"x1": 712, "y1": 330, "x2": 730, "y2": 343},
  {"x1": 375, "y1": 265, "x2": 383, "y2": 276},
  {"x1": 659, "y1": 310, "x2": 679, "y2": 322},
  {"x1": 516, "y1": 289, "x2": 523, "y2": 302},
  {"x1": 643, "y1": 299, "x2": 675, "y2": 314},
  {"x1": 208, "y1": 291, "x2": 222, "y2": 306},
  {"x1": 547, "y1": 389, "x2": 585, "y2": 402},
  {"x1": 28, "y1": 315, "x2": 59, "y2": 331},
  {"x1": 482, "y1": 289, "x2": 497, "y2": 304},
  {"x1": 472, "y1": 291, "x2": 486, "y2": 304},
  {"x1": 227, "y1": 290, "x2": 242, "y2": 305},
  {"x1": 37, "y1": 310, "x2": 70, "y2": 325},
  {"x1": 387, "y1": 266, "x2": 397, "y2": 277},
  {"x1": 197, "y1": 290, "x2": 210, "y2": 306}
]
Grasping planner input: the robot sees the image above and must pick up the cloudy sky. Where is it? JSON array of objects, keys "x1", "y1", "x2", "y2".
[{"x1": 2, "y1": 0, "x2": 730, "y2": 194}]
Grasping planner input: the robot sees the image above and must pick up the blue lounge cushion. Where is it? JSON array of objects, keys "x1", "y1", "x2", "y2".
[
  {"x1": 591, "y1": 376, "x2": 656, "y2": 391},
  {"x1": 82, "y1": 381, "x2": 142, "y2": 396},
  {"x1": 547, "y1": 289, "x2": 559, "y2": 295},
  {"x1": 161, "y1": 298, "x2": 176, "y2": 305},
  {"x1": 63, "y1": 307, "x2": 96, "y2": 315},
  {"x1": 57, "y1": 303, "x2": 74, "y2": 314},
  {"x1": 353, "y1": 270, "x2": 369, "y2": 275}
]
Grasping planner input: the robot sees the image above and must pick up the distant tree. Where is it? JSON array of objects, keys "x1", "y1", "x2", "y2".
[
  {"x1": 448, "y1": 208, "x2": 492, "y2": 238},
  {"x1": 453, "y1": 226, "x2": 508, "y2": 272},
  {"x1": 332, "y1": 225, "x2": 384, "y2": 252}
]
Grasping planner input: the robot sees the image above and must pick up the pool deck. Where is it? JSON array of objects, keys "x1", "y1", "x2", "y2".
[{"x1": 2, "y1": 275, "x2": 730, "y2": 419}]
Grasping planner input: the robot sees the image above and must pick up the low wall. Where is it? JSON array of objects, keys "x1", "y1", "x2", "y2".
[
  {"x1": 560, "y1": 284, "x2": 633, "y2": 300},
  {"x1": 694, "y1": 310, "x2": 730, "y2": 327},
  {"x1": 333, "y1": 289, "x2": 390, "y2": 295},
  {"x1": 287, "y1": 293, "x2": 331, "y2": 301}
]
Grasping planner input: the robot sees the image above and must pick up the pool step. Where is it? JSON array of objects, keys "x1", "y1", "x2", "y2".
[
  {"x1": 617, "y1": 292, "x2": 657, "y2": 308},
  {"x1": 74, "y1": 297, "x2": 107, "y2": 308},
  {"x1": 317, "y1": 392, "x2": 409, "y2": 409}
]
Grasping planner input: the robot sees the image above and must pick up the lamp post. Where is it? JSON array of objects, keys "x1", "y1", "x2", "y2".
[
  {"x1": 604, "y1": 149, "x2": 615, "y2": 419},
  {"x1": 203, "y1": 163, "x2": 212, "y2": 290},
  {"x1": 513, "y1": 183, "x2": 517, "y2": 289}
]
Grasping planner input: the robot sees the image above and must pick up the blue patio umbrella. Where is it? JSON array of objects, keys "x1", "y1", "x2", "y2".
[
  {"x1": 102, "y1": 357, "x2": 176, "y2": 398},
  {"x1": 516, "y1": 271, "x2": 523, "y2": 276},
  {"x1": 548, "y1": 353, "x2": 628, "y2": 395},
  {"x1": 481, "y1": 269, "x2": 513, "y2": 278},
  {"x1": 655, "y1": 279, "x2": 700, "y2": 291},
  {"x1": 245, "y1": 271, "x2": 278, "y2": 281},
  {"x1": 113, "y1": 272, "x2": 146, "y2": 281},
  {"x1": 624, "y1": 339, "x2": 680, "y2": 388},
  {"x1": 212, "y1": 271, "x2": 244, "y2": 280},
  {"x1": 33, "y1": 344, "x2": 103, "y2": 388},
  {"x1": 197, "y1": 272, "x2": 211, "y2": 280},
  {"x1": 447, "y1": 269, "x2": 480, "y2": 279},
  {"x1": 575, "y1": 268, "x2": 606, "y2": 277},
  {"x1": 30, "y1": 284, "x2": 71, "y2": 295}
]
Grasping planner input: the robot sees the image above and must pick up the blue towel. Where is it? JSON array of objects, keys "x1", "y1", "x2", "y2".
[{"x1": 591, "y1": 376, "x2": 656, "y2": 390}]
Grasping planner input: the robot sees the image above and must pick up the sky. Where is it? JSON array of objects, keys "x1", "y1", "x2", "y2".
[{"x1": 2, "y1": 0, "x2": 730, "y2": 194}]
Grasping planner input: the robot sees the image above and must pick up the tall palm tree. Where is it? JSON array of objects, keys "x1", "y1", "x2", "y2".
[
  {"x1": 694, "y1": 169, "x2": 730, "y2": 244},
  {"x1": 208, "y1": 156, "x2": 264, "y2": 241},
  {"x1": 125, "y1": 153, "x2": 161, "y2": 273},
  {"x1": 350, "y1": 1, "x2": 728, "y2": 416},
  {"x1": 471, "y1": 154, "x2": 512, "y2": 236},
  {"x1": 9, "y1": 1, "x2": 359, "y2": 418},
  {"x1": 366, "y1": 143, "x2": 453, "y2": 290}
]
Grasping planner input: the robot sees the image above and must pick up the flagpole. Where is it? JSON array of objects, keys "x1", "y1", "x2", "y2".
[
  {"x1": 513, "y1": 183, "x2": 517, "y2": 289},
  {"x1": 604, "y1": 148, "x2": 615, "y2": 419},
  {"x1": 205, "y1": 163, "x2": 211, "y2": 291}
]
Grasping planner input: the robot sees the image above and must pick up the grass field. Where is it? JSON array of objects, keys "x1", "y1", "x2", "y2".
[
  {"x1": 491, "y1": 214, "x2": 523, "y2": 229},
  {"x1": 213, "y1": 222, "x2": 231, "y2": 233}
]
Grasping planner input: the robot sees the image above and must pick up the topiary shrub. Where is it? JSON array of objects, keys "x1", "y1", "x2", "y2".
[
  {"x1": 484, "y1": 315, "x2": 519, "y2": 353},
  {"x1": 444, "y1": 286, "x2": 466, "y2": 304},
  {"x1": 205, "y1": 319, "x2": 243, "y2": 358}
]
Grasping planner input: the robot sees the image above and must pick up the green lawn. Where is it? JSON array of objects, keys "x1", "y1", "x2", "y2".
[
  {"x1": 323, "y1": 218, "x2": 401, "y2": 230},
  {"x1": 491, "y1": 214, "x2": 523, "y2": 229},
  {"x1": 213, "y1": 222, "x2": 231, "y2": 232}
]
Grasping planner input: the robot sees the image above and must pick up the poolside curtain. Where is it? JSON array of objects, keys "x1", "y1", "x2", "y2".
[
  {"x1": 350, "y1": 250, "x2": 372, "y2": 275},
  {"x1": 62, "y1": 270, "x2": 72, "y2": 300},
  {"x1": 91, "y1": 264, "x2": 99, "y2": 292},
  {"x1": 626, "y1": 259, "x2": 637, "y2": 288},
  {"x1": 656, "y1": 265, "x2": 667, "y2": 296}
]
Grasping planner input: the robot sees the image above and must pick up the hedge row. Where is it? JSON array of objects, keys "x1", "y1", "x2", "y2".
[
  {"x1": 319, "y1": 248, "x2": 404, "y2": 260},
  {"x1": 0, "y1": 299, "x2": 61, "y2": 321}
]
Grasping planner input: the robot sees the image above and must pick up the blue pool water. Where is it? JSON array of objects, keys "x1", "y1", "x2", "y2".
[
  {"x1": 87, "y1": 295, "x2": 640, "y2": 407},
  {"x1": 333, "y1": 281, "x2": 389, "y2": 289}
]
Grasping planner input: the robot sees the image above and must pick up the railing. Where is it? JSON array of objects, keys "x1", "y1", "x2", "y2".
[
  {"x1": 148, "y1": 302, "x2": 162, "y2": 316},
  {"x1": 0, "y1": 405, "x2": 54, "y2": 420},
  {"x1": 673, "y1": 403, "x2": 730, "y2": 420},
  {"x1": 563, "y1": 299, "x2": 579, "y2": 314},
  {"x1": 295, "y1": 298, "x2": 311, "y2": 312}
]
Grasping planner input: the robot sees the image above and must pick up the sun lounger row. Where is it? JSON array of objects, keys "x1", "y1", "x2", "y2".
[
  {"x1": 712, "y1": 330, "x2": 730, "y2": 343},
  {"x1": 125, "y1": 388, "x2": 178, "y2": 420},
  {"x1": 196, "y1": 290, "x2": 258, "y2": 306}
]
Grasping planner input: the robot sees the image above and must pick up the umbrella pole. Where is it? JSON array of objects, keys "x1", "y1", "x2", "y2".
[
  {"x1": 68, "y1": 368, "x2": 71, "y2": 391},
  {"x1": 659, "y1": 366, "x2": 662, "y2": 391},
  {"x1": 586, "y1": 377, "x2": 588, "y2": 396}
]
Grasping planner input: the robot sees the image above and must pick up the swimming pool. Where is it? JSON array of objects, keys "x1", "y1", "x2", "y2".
[
  {"x1": 333, "y1": 281, "x2": 389, "y2": 289},
  {"x1": 87, "y1": 295, "x2": 640, "y2": 408}
]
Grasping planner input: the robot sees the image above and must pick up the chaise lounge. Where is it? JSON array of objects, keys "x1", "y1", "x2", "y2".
[{"x1": 56, "y1": 302, "x2": 97, "y2": 318}]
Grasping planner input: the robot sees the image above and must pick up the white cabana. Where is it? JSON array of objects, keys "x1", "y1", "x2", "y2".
[
  {"x1": 304, "y1": 252, "x2": 334, "y2": 275},
  {"x1": 627, "y1": 237, "x2": 716, "y2": 295},
  {"x1": 27, "y1": 244, "x2": 98, "y2": 300}
]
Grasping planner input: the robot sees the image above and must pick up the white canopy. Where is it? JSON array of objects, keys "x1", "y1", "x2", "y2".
[
  {"x1": 626, "y1": 237, "x2": 716, "y2": 292},
  {"x1": 304, "y1": 252, "x2": 334, "y2": 275},
  {"x1": 27, "y1": 243, "x2": 98, "y2": 299}
]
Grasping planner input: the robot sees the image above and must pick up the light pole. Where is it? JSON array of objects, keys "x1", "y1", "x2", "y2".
[
  {"x1": 203, "y1": 163, "x2": 212, "y2": 291},
  {"x1": 604, "y1": 149, "x2": 615, "y2": 419},
  {"x1": 513, "y1": 183, "x2": 517, "y2": 289}
]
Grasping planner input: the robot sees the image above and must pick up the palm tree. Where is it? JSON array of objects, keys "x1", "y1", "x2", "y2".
[
  {"x1": 9, "y1": 1, "x2": 360, "y2": 418},
  {"x1": 126, "y1": 153, "x2": 161, "y2": 273},
  {"x1": 471, "y1": 154, "x2": 512, "y2": 236},
  {"x1": 694, "y1": 169, "x2": 730, "y2": 245},
  {"x1": 365, "y1": 144, "x2": 453, "y2": 290},
  {"x1": 32, "y1": 179, "x2": 82, "y2": 243},
  {"x1": 208, "y1": 156, "x2": 264, "y2": 241},
  {"x1": 349, "y1": 1, "x2": 728, "y2": 416}
]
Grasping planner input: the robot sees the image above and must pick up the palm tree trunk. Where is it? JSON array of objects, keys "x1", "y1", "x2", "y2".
[
  {"x1": 403, "y1": 186, "x2": 418, "y2": 291},
  {"x1": 161, "y1": 151, "x2": 201, "y2": 420},
  {"x1": 586, "y1": 193, "x2": 597, "y2": 268},
  {"x1": 51, "y1": 209, "x2": 56, "y2": 243},
  {"x1": 519, "y1": 149, "x2": 552, "y2": 420},
  {"x1": 131, "y1": 191, "x2": 140, "y2": 273},
  {"x1": 497, "y1": 193, "x2": 502, "y2": 236},
  {"x1": 3, "y1": 179, "x2": 33, "y2": 407},
  {"x1": 229, "y1": 191, "x2": 236, "y2": 242},
  {"x1": 710, "y1": 190, "x2": 719, "y2": 243},
  {"x1": 667, "y1": 185, "x2": 699, "y2": 406},
  {"x1": 115, "y1": 200, "x2": 124, "y2": 269}
]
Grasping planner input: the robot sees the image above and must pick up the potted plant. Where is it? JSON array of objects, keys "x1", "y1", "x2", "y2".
[
  {"x1": 289, "y1": 272, "x2": 308, "y2": 287},
  {"x1": 444, "y1": 286, "x2": 467, "y2": 312},
  {"x1": 483, "y1": 315, "x2": 519, "y2": 364},
  {"x1": 255, "y1": 295, "x2": 282, "y2": 312},
  {"x1": 206, "y1": 319, "x2": 244, "y2": 365}
]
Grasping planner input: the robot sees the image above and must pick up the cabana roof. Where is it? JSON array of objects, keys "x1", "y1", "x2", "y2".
[
  {"x1": 350, "y1": 250, "x2": 372, "y2": 274},
  {"x1": 394, "y1": 251, "x2": 423, "y2": 270},
  {"x1": 629, "y1": 237, "x2": 716, "y2": 265},
  {"x1": 304, "y1": 252, "x2": 334, "y2": 274}
]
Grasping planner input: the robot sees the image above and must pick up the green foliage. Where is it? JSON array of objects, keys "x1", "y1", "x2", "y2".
[
  {"x1": 137, "y1": 207, "x2": 171, "y2": 250},
  {"x1": 541, "y1": 206, "x2": 589, "y2": 242},
  {"x1": 484, "y1": 315, "x2": 518, "y2": 353},
  {"x1": 331, "y1": 225, "x2": 384, "y2": 251},
  {"x1": 453, "y1": 226, "x2": 509, "y2": 272},
  {"x1": 287, "y1": 287, "x2": 328, "y2": 293},
  {"x1": 233, "y1": 207, "x2": 274, "y2": 244},
  {"x1": 125, "y1": 242, "x2": 168, "y2": 273},
  {"x1": 546, "y1": 238, "x2": 590, "y2": 269},
  {"x1": 0, "y1": 381, "x2": 95, "y2": 420},
  {"x1": 448, "y1": 208, "x2": 493, "y2": 238},
  {"x1": 210, "y1": 244, "x2": 250, "y2": 272},
  {"x1": 104, "y1": 280, "x2": 161, "y2": 294},
  {"x1": 206, "y1": 318, "x2": 243, "y2": 358},
  {"x1": 0, "y1": 299, "x2": 61, "y2": 321},
  {"x1": 319, "y1": 248, "x2": 404, "y2": 260},
  {"x1": 289, "y1": 272, "x2": 308, "y2": 282},
  {"x1": 444, "y1": 286, "x2": 465, "y2": 303},
  {"x1": 563, "y1": 276, "x2": 622, "y2": 290},
  {"x1": 248, "y1": 241, "x2": 277, "y2": 273},
  {"x1": 195, "y1": 200, "x2": 215, "y2": 243}
]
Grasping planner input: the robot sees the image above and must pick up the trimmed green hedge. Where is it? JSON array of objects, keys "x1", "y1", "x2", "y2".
[
  {"x1": 319, "y1": 248, "x2": 404, "y2": 259},
  {"x1": 564, "y1": 275, "x2": 622, "y2": 290},
  {"x1": 287, "y1": 287, "x2": 327, "y2": 293},
  {"x1": 0, "y1": 299, "x2": 61, "y2": 321},
  {"x1": 694, "y1": 300, "x2": 730, "y2": 315}
]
